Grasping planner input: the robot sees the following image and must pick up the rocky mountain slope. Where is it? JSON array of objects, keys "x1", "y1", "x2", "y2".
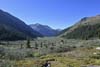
[
  {"x1": 30, "y1": 23, "x2": 61, "y2": 36},
  {"x1": 0, "y1": 10, "x2": 42, "y2": 40},
  {"x1": 60, "y1": 15, "x2": 100, "y2": 39}
]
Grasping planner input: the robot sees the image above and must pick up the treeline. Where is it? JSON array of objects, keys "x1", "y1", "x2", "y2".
[
  {"x1": 62, "y1": 24, "x2": 100, "y2": 40},
  {"x1": 0, "y1": 25, "x2": 27, "y2": 41}
]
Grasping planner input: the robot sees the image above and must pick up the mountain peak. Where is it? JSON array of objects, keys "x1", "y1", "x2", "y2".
[
  {"x1": 30, "y1": 23, "x2": 46, "y2": 27},
  {"x1": 29, "y1": 23, "x2": 61, "y2": 36},
  {"x1": 80, "y1": 17, "x2": 89, "y2": 22},
  {"x1": 96, "y1": 14, "x2": 100, "y2": 16},
  {"x1": 60, "y1": 14, "x2": 100, "y2": 39},
  {"x1": 34, "y1": 23, "x2": 41, "y2": 26},
  {"x1": 0, "y1": 9, "x2": 42, "y2": 40}
]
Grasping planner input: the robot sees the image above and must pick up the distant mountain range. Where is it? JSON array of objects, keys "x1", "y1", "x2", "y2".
[
  {"x1": 1, "y1": 9, "x2": 100, "y2": 40},
  {"x1": 0, "y1": 10, "x2": 42, "y2": 40},
  {"x1": 60, "y1": 15, "x2": 100, "y2": 39},
  {"x1": 29, "y1": 23, "x2": 61, "y2": 36}
]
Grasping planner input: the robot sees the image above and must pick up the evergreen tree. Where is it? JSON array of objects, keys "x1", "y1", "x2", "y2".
[
  {"x1": 26, "y1": 38, "x2": 31, "y2": 48},
  {"x1": 35, "y1": 42, "x2": 38, "y2": 49},
  {"x1": 40, "y1": 42, "x2": 43, "y2": 48},
  {"x1": 20, "y1": 44, "x2": 23, "y2": 49}
]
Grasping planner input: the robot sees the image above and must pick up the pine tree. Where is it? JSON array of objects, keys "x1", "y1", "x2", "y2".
[
  {"x1": 20, "y1": 44, "x2": 23, "y2": 49},
  {"x1": 98, "y1": 29, "x2": 100, "y2": 39},
  {"x1": 26, "y1": 38, "x2": 31, "y2": 48},
  {"x1": 40, "y1": 42, "x2": 43, "y2": 48},
  {"x1": 35, "y1": 42, "x2": 38, "y2": 49}
]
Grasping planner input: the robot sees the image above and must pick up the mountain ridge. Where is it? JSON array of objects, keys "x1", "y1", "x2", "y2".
[
  {"x1": 0, "y1": 9, "x2": 42, "y2": 40},
  {"x1": 60, "y1": 15, "x2": 100, "y2": 39},
  {"x1": 30, "y1": 23, "x2": 61, "y2": 36}
]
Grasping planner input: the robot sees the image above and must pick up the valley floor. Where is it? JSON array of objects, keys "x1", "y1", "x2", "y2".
[{"x1": 0, "y1": 37, "x2": 100, "y2": 67}]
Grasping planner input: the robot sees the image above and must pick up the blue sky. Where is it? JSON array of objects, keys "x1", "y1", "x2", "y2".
[{"x1": 0, "y1": 0, "x2": 100, "y2": 29}]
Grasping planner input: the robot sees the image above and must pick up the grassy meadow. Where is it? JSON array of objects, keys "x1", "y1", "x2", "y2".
[{"x1": 0, "y1": 37, "x2": 100, "y2": 67}]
